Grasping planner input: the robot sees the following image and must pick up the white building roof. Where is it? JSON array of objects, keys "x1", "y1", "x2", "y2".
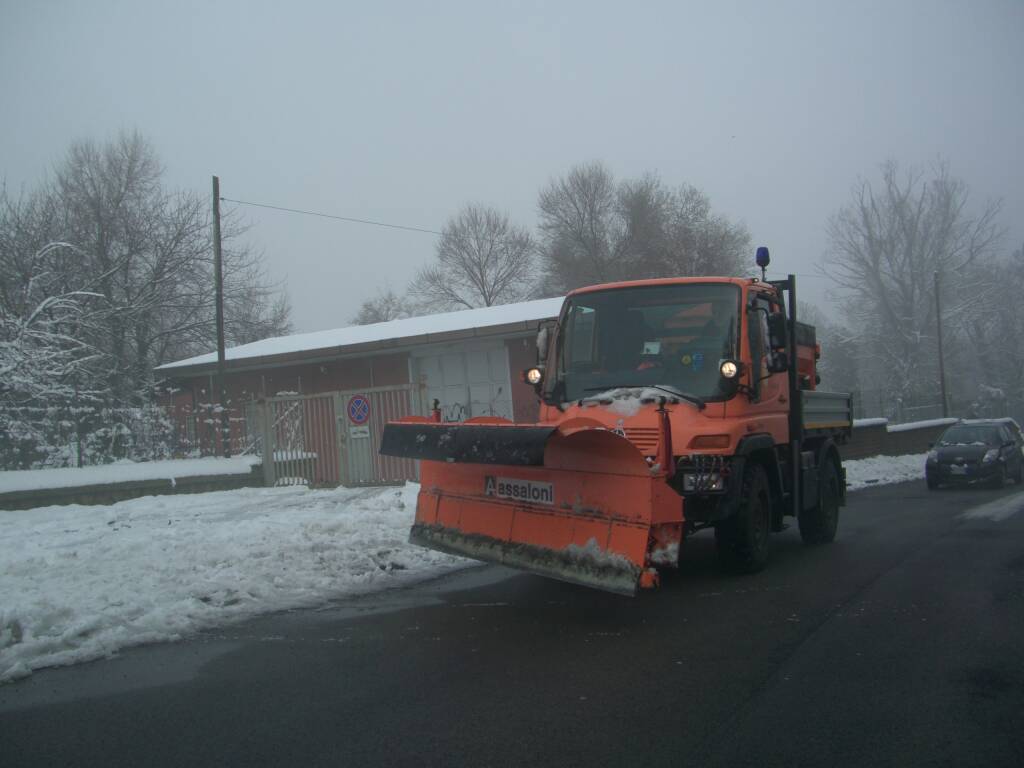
[{"x1": 157, "y1": 297, "x2": 564, "y2": 374}]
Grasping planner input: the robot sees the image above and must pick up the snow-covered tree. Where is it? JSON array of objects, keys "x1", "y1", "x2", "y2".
[
  {"x1": 0, "y1": 132, "x2": 291, "y2": 402},
  {"x1": 0, "y1": 132, "x2": 292, "y2": 466},
  {"x1": 0, "y1": 244, "x2": 103, "y2": 467}
]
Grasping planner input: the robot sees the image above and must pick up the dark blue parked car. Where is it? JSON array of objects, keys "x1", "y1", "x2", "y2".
[{"x1": 926, "y1": 420, "x2": 1024, "y2": 490}]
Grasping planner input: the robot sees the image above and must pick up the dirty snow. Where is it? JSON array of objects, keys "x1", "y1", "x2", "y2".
[
  {"x1": 0, "y1": 482, "x2": 470, "y2": 682},
  {"x1": 843, "y1": 453, "x2": 926, "y2": 490},
  {"x1": 0, "y1": 456, "x2": 261, "y2": 494}
]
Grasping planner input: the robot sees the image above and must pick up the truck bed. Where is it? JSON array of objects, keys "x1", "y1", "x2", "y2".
[{"x1": 801, "y1": 390, "x2": 853, "y2": 439}]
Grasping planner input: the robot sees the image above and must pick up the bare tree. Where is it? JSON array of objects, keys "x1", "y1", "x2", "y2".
[
  {"x1": 957, "y1": 242, "x2": 1024, "y2": 418},
  {"x1": 537, "y1": 162, "x2": 621, "y2": 291},
  {"x1": 351, "y1": 287, "x2": 412, "y2": 325},
  {"x1": 823, "y1": 159, "x2": 1003, "y2": 409},
  {"x1": 537, "y1": 163, "x2": 750, "y2": 293},
  {"x1": 409, "y1": 204, "x2": 534, "y2": 312}
]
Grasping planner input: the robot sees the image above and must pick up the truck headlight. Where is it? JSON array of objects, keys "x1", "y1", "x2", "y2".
[
  {"x1": 719, "y1": 360, "x2": 739, "y2": 379},
  {"x1": 524, "y1": 367, "x2": 543, "y2": 386}
]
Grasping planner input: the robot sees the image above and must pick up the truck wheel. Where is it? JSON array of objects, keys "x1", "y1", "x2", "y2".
[
  {"x1": 715, "y1": 463, "x2": 771, "y2": 573},
  {"x1": 799, "y1": 457, "x2": 840, "y2": 545}
]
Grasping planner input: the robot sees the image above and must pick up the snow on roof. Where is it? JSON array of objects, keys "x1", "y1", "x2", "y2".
[{"x1": 156, "y1": 296, "x2": 564, "y2": 372}]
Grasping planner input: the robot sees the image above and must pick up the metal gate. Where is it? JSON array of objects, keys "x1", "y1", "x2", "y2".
[
  {"x1": 258, "y1": 386, "x2": 418, "y2": 487},
  {"x1": 337, "y1": 385, "x2": 418, "y2": 486},
  {"x1": 260, "y1": 394, "x2": 341, "y2": 487}
]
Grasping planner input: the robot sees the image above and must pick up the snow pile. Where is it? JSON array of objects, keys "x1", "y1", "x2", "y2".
[
  {"x1": 584, "y1": 388, "x2": 680, "y2": 418},
  {"x1": 887, "y1": 418, "x2": 957, "y2": 433},
  {"x1": 852, "y1": 417, "x2": 888, "y2": 428},
  {"x1": 843, "y1": 453, "x2": 926, "y2": 490},
  {"x1": 0, "y1": 456, "x2": 262, "y2": 494},
  {"x1": 0, "y1": 482, "x2": 470, "y2": 682}
]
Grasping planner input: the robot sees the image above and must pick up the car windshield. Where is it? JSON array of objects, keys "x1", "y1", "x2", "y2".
[
  {"x1": 548, "y1": 283, "x2": 740, "y2": 403},
  {"x1": 938, "y1": 426, "x2": 1001, "y2": 446}
]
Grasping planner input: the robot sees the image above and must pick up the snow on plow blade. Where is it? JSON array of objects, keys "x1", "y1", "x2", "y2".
[{"x1": 383, "y1": 424, "x2": 681, "y2": 596}]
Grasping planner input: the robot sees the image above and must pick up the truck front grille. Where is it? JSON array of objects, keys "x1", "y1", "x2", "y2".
[{"x1": 624, "y1": 427, "x2": 660, "y2": 455}]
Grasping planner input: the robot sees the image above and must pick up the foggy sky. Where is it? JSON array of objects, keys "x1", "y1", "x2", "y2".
[{"x1": 2, "y1": 0, "x2": 1022, "y2": 334}]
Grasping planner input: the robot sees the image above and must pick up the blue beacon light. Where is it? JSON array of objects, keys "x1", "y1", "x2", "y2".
[{"x1": 755, "y1": 246, "x2": 770, "y2": 280}]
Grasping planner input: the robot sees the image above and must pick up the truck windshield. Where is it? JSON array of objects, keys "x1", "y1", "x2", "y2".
[{"x1": 549, "y1": 283, "x2": 741, "y2": 403}]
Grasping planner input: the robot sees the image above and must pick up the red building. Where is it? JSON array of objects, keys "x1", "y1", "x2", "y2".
[{"x1": 157, "y1": 298, "x2": 562, "y2": 485}]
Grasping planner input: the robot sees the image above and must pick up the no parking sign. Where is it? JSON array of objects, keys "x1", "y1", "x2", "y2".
[{"x1": 347, "y1": 394, "x2": 371, "y2": 438}]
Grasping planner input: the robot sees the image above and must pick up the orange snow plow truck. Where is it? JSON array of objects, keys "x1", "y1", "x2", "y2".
[{"x1": 381, "y1": 249, "x2": 852, "y2": 595}]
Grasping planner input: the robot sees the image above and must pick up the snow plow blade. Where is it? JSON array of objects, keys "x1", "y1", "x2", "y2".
[
  {"x1": 397, "y1": 426, "x2": 683, "y2": 596},
  {"x1": 380, "y1": 422, "x2": 556, "y2": 465}
]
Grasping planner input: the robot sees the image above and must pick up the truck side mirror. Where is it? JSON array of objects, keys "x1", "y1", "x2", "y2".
[
  {"x1": 767, "y1": 313, "x2": 788, "y2": 349},
  {"x1": 536, "y1": 321, "x2": 555, "y2": 365}
]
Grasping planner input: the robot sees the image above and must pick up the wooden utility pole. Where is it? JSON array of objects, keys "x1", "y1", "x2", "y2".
[
  {"x1": 934, "y1": 270, "x2": 949, "y2": 418},
  {"x1": 213, "y1": 176, "x2": 231, "y2": 457}
]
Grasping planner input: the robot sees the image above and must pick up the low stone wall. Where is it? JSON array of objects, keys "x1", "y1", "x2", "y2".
[
  {"x1": 840, "y1": 418, "x2": 957, "y2": 461},
  {"x1": 0, "y1": 466, "x2": 263, "y2": 511}
]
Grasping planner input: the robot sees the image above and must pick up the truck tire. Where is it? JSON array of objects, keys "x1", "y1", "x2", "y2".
[
  {"x1": 715, "y1": 463, "x2": 771, "y2": 573},
  {"x1": 799, "y1": 457, "x2": 840, "y2": 545}
]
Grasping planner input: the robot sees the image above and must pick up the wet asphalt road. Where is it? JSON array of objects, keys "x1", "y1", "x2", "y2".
[{"x1": 2, "y1": 480, "x2": 1024, "y2": 768}]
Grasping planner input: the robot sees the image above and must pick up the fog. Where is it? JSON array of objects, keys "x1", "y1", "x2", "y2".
[{"x1": 2, "y1": 0, "x2": 1022, "y2": 331}]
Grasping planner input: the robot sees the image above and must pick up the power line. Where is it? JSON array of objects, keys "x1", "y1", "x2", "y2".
[
  {"x1": 220, "y1": 197, "x2": 444, "y2": 237},
  {"x1": 221, "y1": 195, "x2": 835, "y2": 280}
]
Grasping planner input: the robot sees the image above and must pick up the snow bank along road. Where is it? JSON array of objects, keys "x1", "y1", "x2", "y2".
[{"x1": 0, "y1": 451, "x2": 953, "y2": 682}]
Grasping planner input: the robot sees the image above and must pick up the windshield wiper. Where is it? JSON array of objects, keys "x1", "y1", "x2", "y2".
[{"x1": 581, "y1": 384, "x2": 705, "y2": 410}]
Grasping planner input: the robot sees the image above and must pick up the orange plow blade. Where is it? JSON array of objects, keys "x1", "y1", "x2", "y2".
[{"x1": 399, "y1": 428, "x2": 682, "y2": 596}]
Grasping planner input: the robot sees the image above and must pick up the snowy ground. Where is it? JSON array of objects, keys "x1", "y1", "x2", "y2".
[
  {"x1": 0, "y1": 483, "x2": 469, "y2": 683},
  {"x1": 0, "y1": 456, "x2": 261, "y2": 494},
  {"x1": 0, "y1": 452, "x2": 927, "y2": 683}
]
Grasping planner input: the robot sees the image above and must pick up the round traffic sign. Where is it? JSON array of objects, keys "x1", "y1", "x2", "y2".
[{"x1": 347, "y1": 394, "x2": 371, "y2": 425}]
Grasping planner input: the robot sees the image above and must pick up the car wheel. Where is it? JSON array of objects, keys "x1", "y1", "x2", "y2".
[
  {"x1": 926, "y1": 473, "x2": 939, "y2": 490},
  {"x1": 988, "y1": 465, "x2": 1005, "y2": 490},
  {"x1": 1015, "y1": 459, "x2": 1023, "y2": 486},
  {"x1": 715, "y1": 463, "x2": 771, "y2": 573}
]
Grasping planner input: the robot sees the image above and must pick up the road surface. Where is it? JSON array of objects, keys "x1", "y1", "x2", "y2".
[{"x1": 2, "y1": 479, "x2": 1023, "y2": 767}]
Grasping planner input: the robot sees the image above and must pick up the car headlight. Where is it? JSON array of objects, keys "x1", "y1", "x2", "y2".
[
  {"x1": 982, "y1": 449, "x2": 999, "y2": 463},
  {"x1": 927, "y1": 450, "x2": 938, "y2": 463}
]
